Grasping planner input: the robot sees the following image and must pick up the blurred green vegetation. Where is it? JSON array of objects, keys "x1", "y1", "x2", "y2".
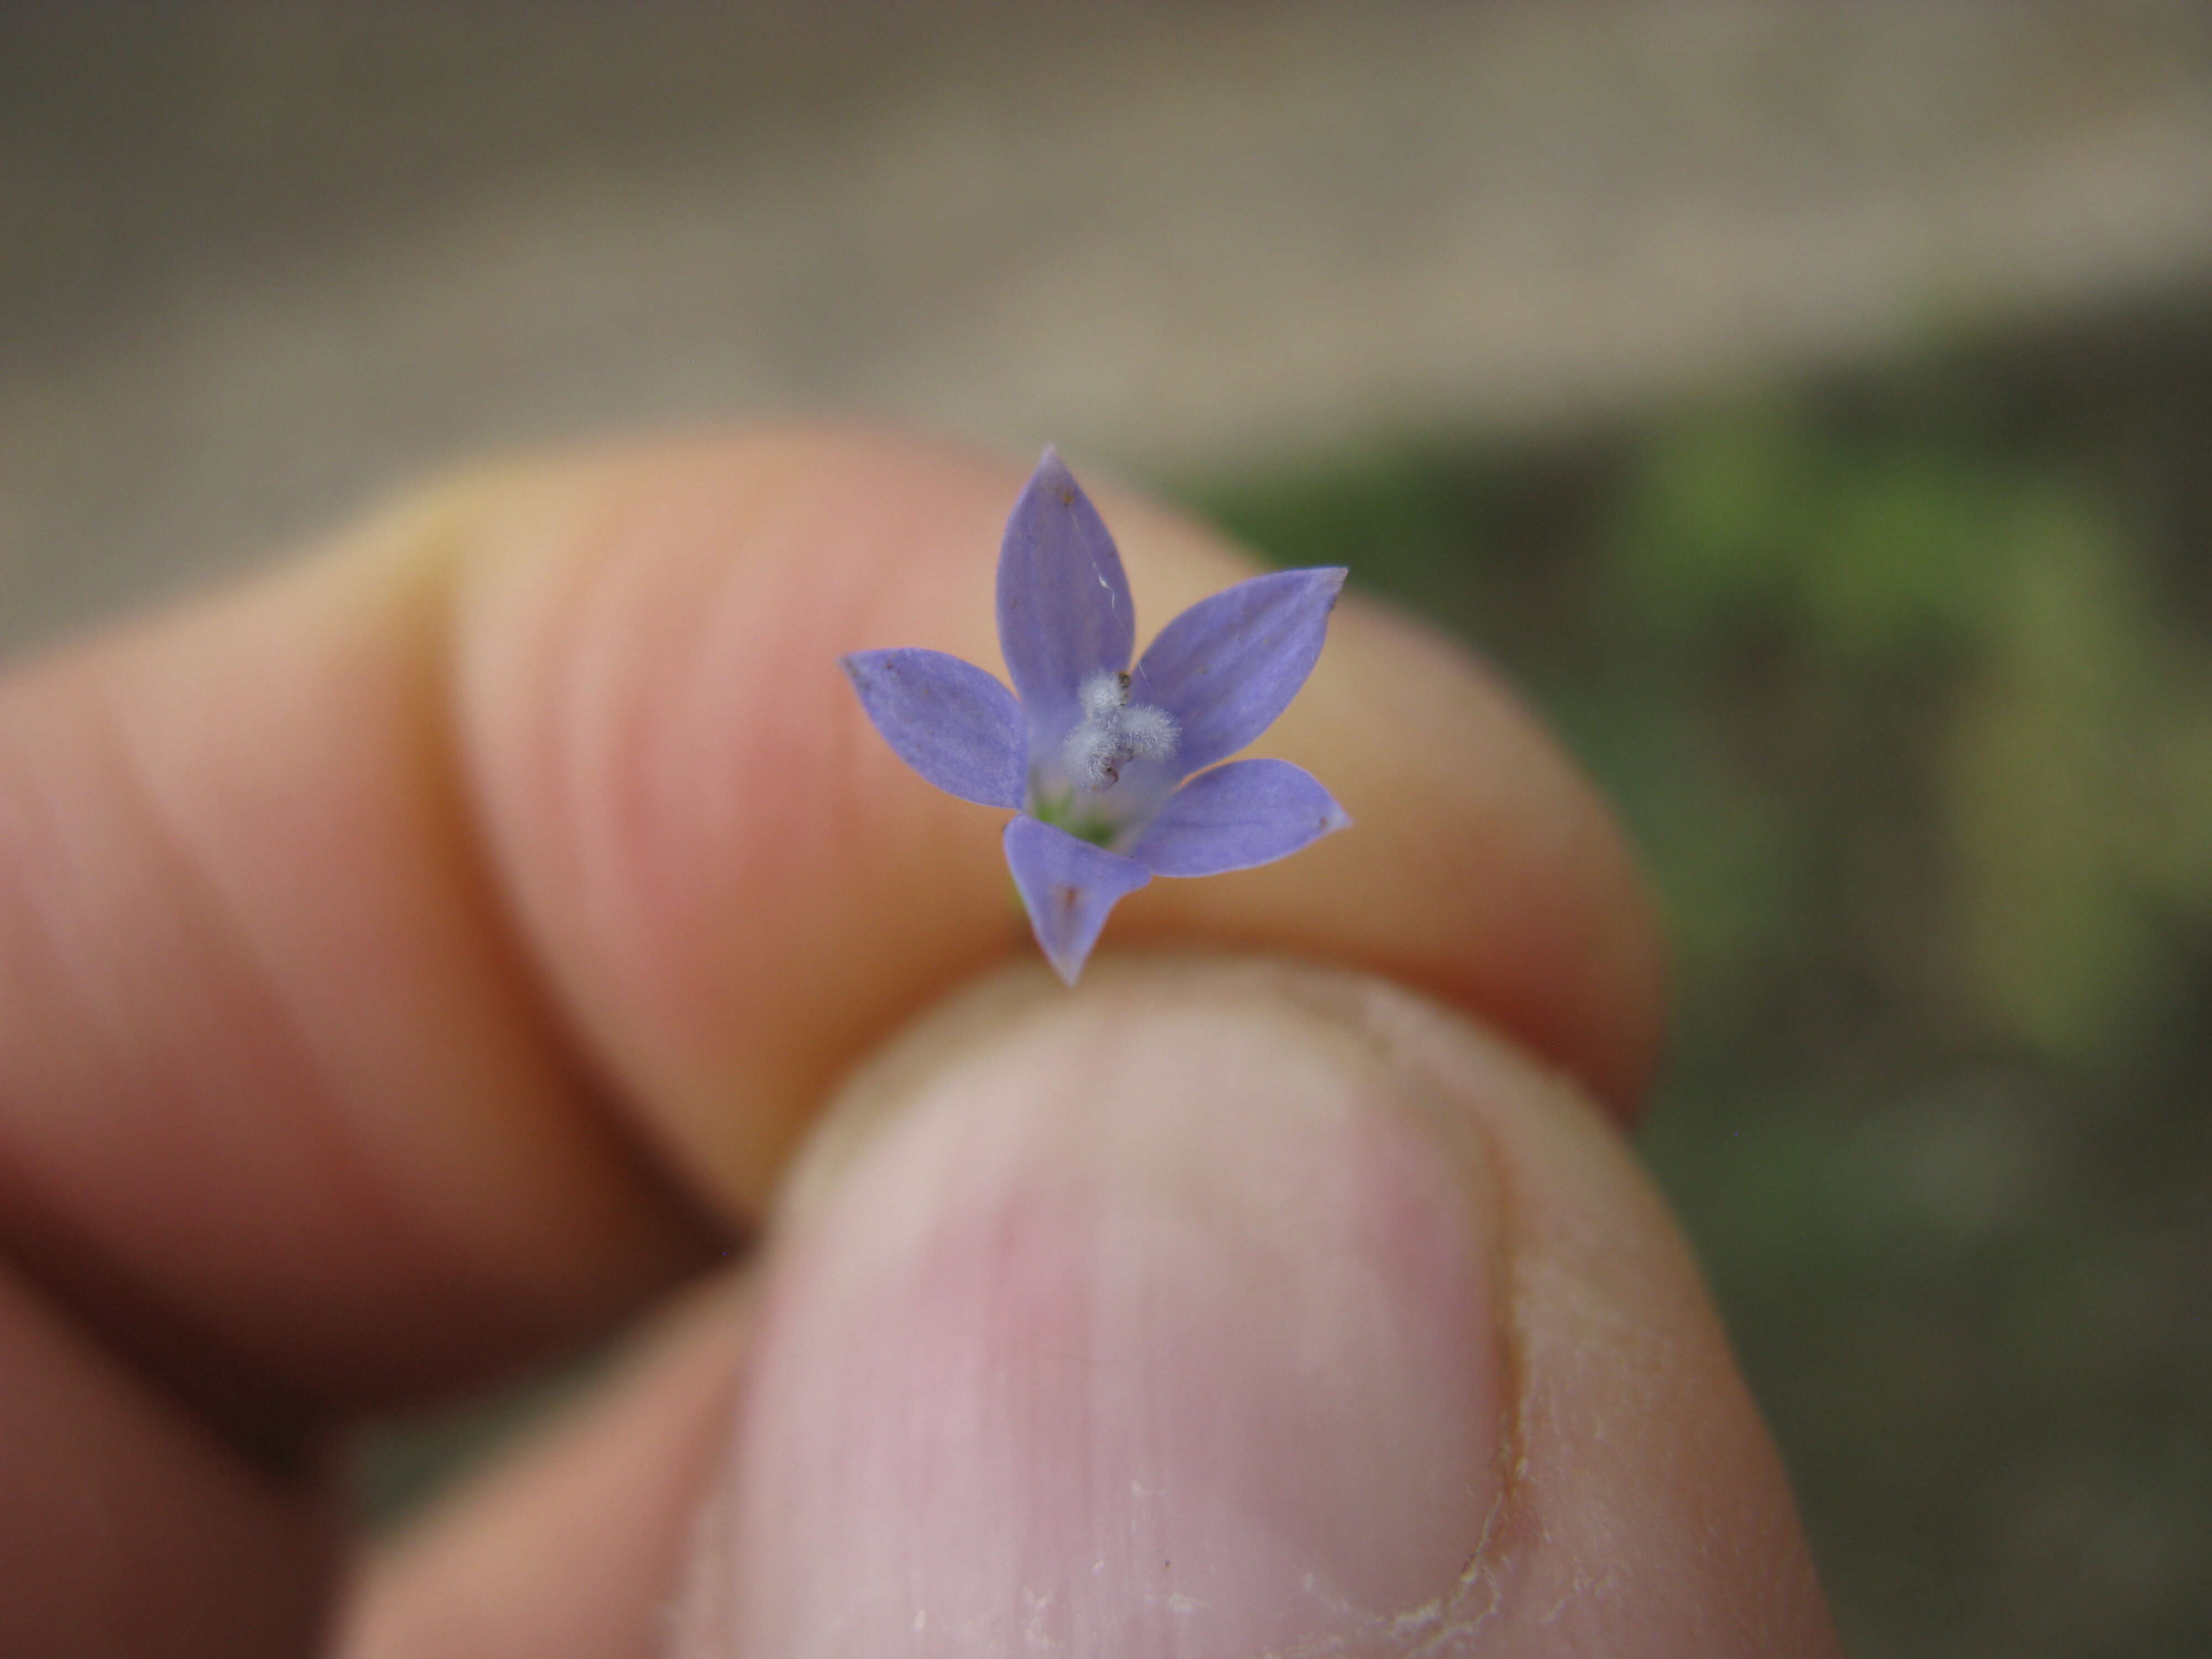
[
  {"x1": 1177, "y1": 310, "x2": 2212, "y2": 1659},
  {"x1": 359, "y1": 315, "x2": 2210, "y2": 1659}
]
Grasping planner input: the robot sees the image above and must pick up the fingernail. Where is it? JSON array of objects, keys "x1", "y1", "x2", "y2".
[{"x1": 672, "y1": 964, "x2": 1505, "y2": 1657}]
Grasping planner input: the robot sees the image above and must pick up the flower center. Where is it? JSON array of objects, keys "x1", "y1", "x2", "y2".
[{"x1": 1062, "y1": 670, "x2": 1178, "y2": 790}]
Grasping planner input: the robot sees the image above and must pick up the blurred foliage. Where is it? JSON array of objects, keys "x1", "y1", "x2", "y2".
[
  {"x1": 359, "y1": 316, "x2": 2212, "y2": 1658},
  {"x1": 1177, "y1": 310, "x2": 2212, "y2": 1659}
]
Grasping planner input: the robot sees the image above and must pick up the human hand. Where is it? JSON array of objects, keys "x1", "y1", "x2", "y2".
[{"x1": 0, "y1": 429, "x2": 1839, "y2": 1656}]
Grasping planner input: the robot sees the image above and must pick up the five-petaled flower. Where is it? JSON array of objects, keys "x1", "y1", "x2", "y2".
[{"x1": 842, "y1": 448, "x2": 1350, "y2": 984}]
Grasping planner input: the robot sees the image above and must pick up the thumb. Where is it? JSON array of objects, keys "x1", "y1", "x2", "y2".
[{"x1": 670, "y1": 958, "x2": 1840, "y2": 1657}]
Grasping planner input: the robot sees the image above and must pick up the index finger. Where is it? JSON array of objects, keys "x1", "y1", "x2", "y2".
[
  {"x1": 454, "y1": 429, "x2": 1660, "y2": 1189},
  {"x1": 0, "y1": 426, "x2": 1660, "y2": 1410}
]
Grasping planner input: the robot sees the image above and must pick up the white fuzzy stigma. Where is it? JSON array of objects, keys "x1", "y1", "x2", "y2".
[
  {"x1": 1079, "y1": 671, "x2": 1130, "y2": 719},
  {"x1": 1064, "y1": 670, "x2": 1179, "y2": 789}
]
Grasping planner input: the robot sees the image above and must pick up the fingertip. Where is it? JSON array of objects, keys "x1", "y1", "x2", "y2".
[
  {"x1": 448, "y1": 427, "x2": 1663, "y2": 1222},
  {"x1": 335, "y1": 962, "x2": 1807, "y2": 1659},
  {"x1": 674, "y1": 961, "x2": 1819, "y2": 1655},
  {"x1": 0, "y1": 423, "x2": 1663, "y2": 1428}
]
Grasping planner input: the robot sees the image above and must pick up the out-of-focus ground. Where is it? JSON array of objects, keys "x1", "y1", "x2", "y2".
[
  {"x1": 6, "y1": 7, "x2": 2211, "y2": 1657},
  {"x1": 8, "y1": 3, "x2": 2212, "y2": 646}
]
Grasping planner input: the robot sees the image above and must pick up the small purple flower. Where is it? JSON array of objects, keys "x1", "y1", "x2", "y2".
[{"x1": 843, "y1": 448, "x2": 1350, "y2": 984}]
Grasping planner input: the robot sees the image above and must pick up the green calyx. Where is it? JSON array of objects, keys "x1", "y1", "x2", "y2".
[{"x1": 1027, "y1": 786, "x2": 1121, "y2": 849}]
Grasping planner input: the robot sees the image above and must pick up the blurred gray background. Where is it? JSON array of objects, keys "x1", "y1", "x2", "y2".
[
  {"x1": 8, "y1": 7, "x2": 2212, "y2": 1658},
  {"x1": 8, "y1": 3, "x2": 2212, "y2": 646}
]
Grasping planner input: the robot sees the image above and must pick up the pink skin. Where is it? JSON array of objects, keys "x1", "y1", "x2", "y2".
[
  {"x1": 664, "y1": 963, "x2": 1841, "y2": 1659},
  {"x1": 681, "y1": 989, "x2": 1503, "y2": 1657},
  {"x1": 0, "y1": 432, "x2": 1839, "y2": 1657}
]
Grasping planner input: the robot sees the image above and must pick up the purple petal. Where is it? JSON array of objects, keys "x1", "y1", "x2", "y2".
[
  {"x1": 1129, "y1": 759, "x2": 1350, "y2": 878},
  {"x1": 1129, "y1": 567, "x2": 1347, "y2": 776},
  {"x1": 1004, "y1": 815, "x2": 1151, "y2": 985},
  {"x1": 842, "y1": 649, "x2": 1026, "y2": 808},
  {"x1": 996, "y1": 449, "x2": 1136, "y2": 747}
]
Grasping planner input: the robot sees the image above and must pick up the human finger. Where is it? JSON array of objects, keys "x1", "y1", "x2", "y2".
[
  {"x1": 347, "y1": 961, "x2": 1828, "y2": 1658},
  {"x1": 332, "y1": 1276, "x2": 751, "y2": 1659},
  {"x1": 452, "y1": 428, "x2": 1663, "y2": 1218},
  {"x1": 0, "y1": 1256, "x2": 331, "y2": 1657},
  {"x1": 0, "y1": 427, "x2": 1658, "y2": 1420},
  {"x1": 672, "y1": 961, "x2": 1829, "y2": 1656}
]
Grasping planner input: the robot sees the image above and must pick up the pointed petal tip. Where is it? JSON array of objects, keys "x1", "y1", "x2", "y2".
[
  {"x1": 1003, "y1": 816, "x2": 1150, "y2": 988},
  {"x1": 1298, "y1": 565, "x2": 1350, "y2": 611},
  {"x1": 1130, "y1": 567, "x2": 1350, "y2": 775},
  {"x1": 1030, "y1": 444, "x2": 1073, "y2": 495},
  {"x1": 998, "y1": 450, "x2": 1135, "y2": 718},
  {"x1": 1128, "y1": 758, "x2": 1349, "y2": 878}
]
